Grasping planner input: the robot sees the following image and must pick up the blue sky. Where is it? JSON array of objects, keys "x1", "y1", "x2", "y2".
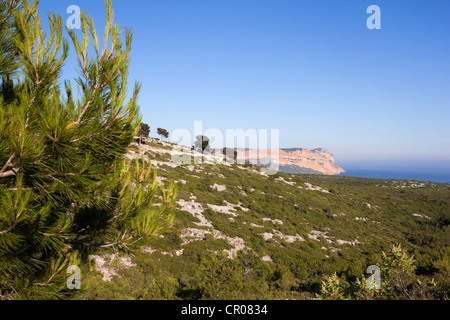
[{"x1": 38, "y1": 0, "x2": 450, "y2": 163}]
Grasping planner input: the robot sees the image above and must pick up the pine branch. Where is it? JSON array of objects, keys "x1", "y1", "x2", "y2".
[
  {"x1": 70, "y1": 239, "x2": 122, "y2": 249},
  {"x1": 0, "y1": 154, "x2": 15, "y2": 174},
  {"x1": 0, "y1": 0, "x2": 21, "y2": 25},
  {"x1": 0, "y1": 226, "x2": 13, "y2": 235},
  {"x1": 68, "y1": 121, "x2": 114, "y2": 143},
  {"x1": 33, "y1": 271, "x2": 58, "y2": 287},
  {"x1": 73, "y1": 72, "x2": 103, "y2": 126},
  {"x1": 0, "y1": 168, "x2": 19, "y2": 178}
]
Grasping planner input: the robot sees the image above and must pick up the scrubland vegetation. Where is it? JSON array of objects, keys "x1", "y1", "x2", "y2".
[{"x1": 74, "y1": 139, "x2": 449, "y2": 300}]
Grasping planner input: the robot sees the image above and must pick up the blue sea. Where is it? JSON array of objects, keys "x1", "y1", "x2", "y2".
[{"x1": 336, "y1": 160, "x2": 450, "y2": 184}]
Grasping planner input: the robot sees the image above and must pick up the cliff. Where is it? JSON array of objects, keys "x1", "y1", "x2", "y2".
[{"x1": 237, "y1": 147, "x2": 345, "y2": 176}]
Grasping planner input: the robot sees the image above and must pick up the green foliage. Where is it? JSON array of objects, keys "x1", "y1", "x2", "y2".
[
  {"x1": 157, "y1": 128, "x2": 169, "y2": 140},
  {"x1": 0, "y1": 0, "x2": 176, "y2": 299},
  {"x1": 318, "y1": 244, "x2": 447, "y2": 300},
  {"x1": 319, "y1": 272, "x2": 348, "y2": 300},
  {"x1": 379, "y1": 244, "x2": 423, "y2": 299},
  {"x1": 197, "y1": 252, "x2": 244, "y2": 299},
  {"x1": 0, "y1": 0, "x2": 23, "y2": 77},
  {"x1": 381, "y1": 244, "x2": 416, "y2": 282},
  {"x1": 139, "y1": 123, "x2": 150, "y2": 138}
]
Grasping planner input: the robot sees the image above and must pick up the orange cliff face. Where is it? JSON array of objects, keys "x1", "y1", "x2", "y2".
[{"x1": 236, "y1": 148, "x2": 345, "y2": 176}]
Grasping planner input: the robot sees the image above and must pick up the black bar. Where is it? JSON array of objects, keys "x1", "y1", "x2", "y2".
[{"x1": 1, "y1": 300, "x2": 448, "y2": 319}]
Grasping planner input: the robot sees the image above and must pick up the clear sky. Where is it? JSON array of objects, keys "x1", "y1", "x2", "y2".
[{"x1": 38, "y1": 0, "x2": 450, "y2": 162}]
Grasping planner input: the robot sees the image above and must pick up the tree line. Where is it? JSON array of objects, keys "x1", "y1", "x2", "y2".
[{"x1": 137, "y1": 123, "x2": 169, "y2": 145}]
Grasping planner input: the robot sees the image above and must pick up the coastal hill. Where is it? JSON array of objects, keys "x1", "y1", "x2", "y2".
[
  {"x1": 75, "y1": 138, "x2": 450, "y2": 300},
  {"x1": 237, "y1": 148, "x2": 345, "y2": 175}
]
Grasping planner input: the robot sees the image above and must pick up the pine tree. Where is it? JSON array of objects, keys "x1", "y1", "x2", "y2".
[
  {"x1": 139, "y1": 123, "x2": 150, "y2": 138},
  {"x1": 194, "y1": 135, "x2": 210, "y2": 153},
  {"x1": 156, "y1": 127, "x2": 169, "y2": 141},
  {"x1": 0, "y1": 0, "x2": 22, "y2": 78},
  {"x1": 138, "y1": 123, "x2": 150, "y2": 145},
  {"x1": 0, "y1": 0, "x2": 177, "y2": 299}
]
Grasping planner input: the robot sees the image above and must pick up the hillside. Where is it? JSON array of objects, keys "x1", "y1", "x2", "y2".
[{"x1": 75, "y1": 138, "x2": 450, "y2": 300}]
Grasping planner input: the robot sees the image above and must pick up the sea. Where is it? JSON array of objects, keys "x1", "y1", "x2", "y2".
[{"x1": 336, "y1": 160, "x2": 450, "y2": 184}]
